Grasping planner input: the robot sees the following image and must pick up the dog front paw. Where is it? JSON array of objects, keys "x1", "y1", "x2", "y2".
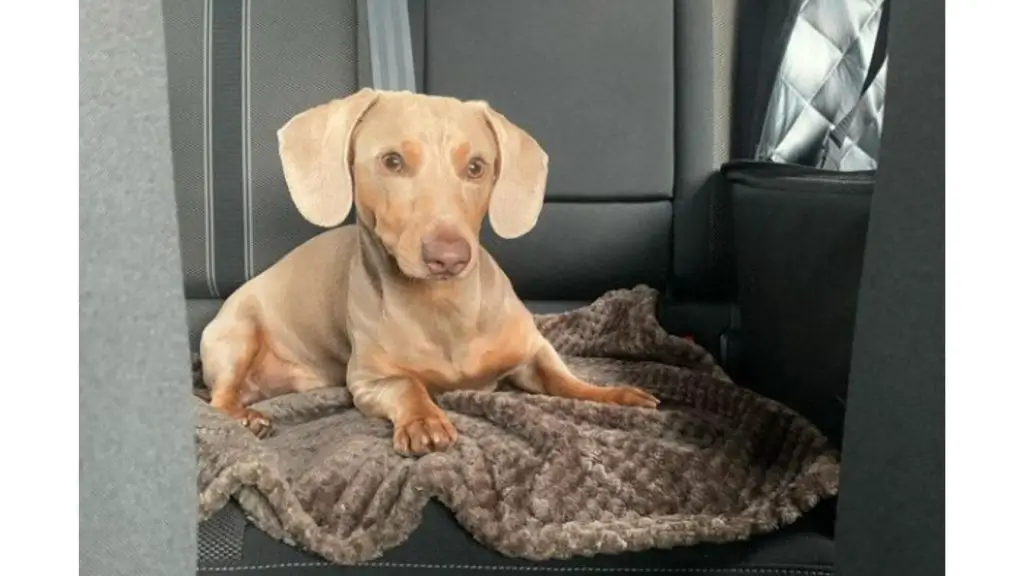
[
  {"x1": 393, "y1": 411, "x2": 458, "y2": 456},
  {"x1": 238, "y1": 408, "x2": 273, "y2": 439},
  {"x1": 597, "y1": 386, "x2": 660, "y2": 409}
]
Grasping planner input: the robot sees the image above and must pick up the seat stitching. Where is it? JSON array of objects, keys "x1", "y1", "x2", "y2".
[{"x1": 197, "y1": 561, "x2": 833, "y2": 574}]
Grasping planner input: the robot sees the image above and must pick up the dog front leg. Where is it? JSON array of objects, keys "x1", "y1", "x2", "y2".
[
  {"x1": 348, "y1": 375, "x2": 458, "y2": 456},
  {"x1": 511, "y1": 339, "x2": 659, "y2": 409}
]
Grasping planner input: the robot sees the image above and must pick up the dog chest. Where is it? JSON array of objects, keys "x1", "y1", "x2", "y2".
[{"x1": 373, "y1": 316, "x2": 533, "y2": 392}]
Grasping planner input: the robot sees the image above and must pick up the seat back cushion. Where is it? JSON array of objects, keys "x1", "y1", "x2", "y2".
[
  {"x1": 164, "y1": 0, "x2": 361, "y2": 346},
  {"x1": 421, "y1": 0, "x2": 675, "y2": 301},
  {"x1": 166, "y1": 1, "x2": 682, "y2": 345},
  {"x1": 165, "y1": 0, "x2": 360, "y2": 304}
]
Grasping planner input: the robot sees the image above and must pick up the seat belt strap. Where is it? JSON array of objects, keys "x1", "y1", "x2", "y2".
[{"x1": 361, "y1": 0, "x2": 416, "y2": 92}]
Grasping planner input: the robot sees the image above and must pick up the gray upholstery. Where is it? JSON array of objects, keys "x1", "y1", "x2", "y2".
[
  {"x1": 186, "y1": 298, "x2": 226, "y2": 352},
  {"x1": 424, "y1": 0, "x2": 674, "y2": 201},
  {"x1": 672, "y1": 1, "x2": 739, "y2": 300},
  {"x1": 164, "y1": 0, "x2": 360, "y2": 299},
  {"x1": 422, "y1": 0, "x2": 676, "y2": 300},
  {"x1": 80, "y1": 0, "x2": 195, "y2": 574},
  {"x1": 483, "y1": 202, "x2": 671, "y2": 301}
]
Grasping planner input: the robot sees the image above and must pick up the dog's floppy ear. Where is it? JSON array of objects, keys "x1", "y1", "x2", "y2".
[
  {"x1": 277, "y1": 88, "x2": 379, "y2": 228},
  {"x1": 476, "y1": 102, "x2": 549, "y2": 239}
]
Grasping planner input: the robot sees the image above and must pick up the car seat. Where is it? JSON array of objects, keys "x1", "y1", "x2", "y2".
[{"x1": 79, "y1": 1, "x2": 943, "y2": 575}]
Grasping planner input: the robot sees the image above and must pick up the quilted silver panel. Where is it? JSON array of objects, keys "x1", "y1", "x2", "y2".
[
  {"x1": 821, "y1": 56, "x2": 887, "y2": 171},
  {"x1": 756, "y1": 0, "x2": 888, "y2": 170}
]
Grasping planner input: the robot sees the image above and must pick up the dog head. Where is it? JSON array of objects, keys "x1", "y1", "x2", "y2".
[{"x1": 277, "y1": 89, "x2": 548, "y2": 281}]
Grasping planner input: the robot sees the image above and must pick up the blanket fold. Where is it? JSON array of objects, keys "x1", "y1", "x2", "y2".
[{"x1": 195, "y1": 285, "x2": 839, "y2": 563}]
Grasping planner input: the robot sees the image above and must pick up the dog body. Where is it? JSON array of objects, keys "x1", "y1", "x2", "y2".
[{"x1": 201, "y1": 90, "x2": 658, "y2": 455}]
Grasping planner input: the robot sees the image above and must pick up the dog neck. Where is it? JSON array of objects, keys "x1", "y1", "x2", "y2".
[{"x1": 354, "y1": 219, "x2": 483, "y2": 314}]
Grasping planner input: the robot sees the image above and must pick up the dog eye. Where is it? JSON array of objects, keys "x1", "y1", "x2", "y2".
[
  {"x1": 466, "y1": 157, "x2": 486, "y2": 179},
  {"x1": 381, "y1": 152, "x2": 405, "y2": 173}
]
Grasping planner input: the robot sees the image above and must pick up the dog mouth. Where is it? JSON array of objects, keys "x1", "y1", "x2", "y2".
[{"x1": 425, "y1": 271, "x2": 460, "y2": 282}]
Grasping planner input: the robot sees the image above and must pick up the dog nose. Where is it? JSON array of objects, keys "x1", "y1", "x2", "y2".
[{"x1": 421, "y1": 231, "x2": 471, "y2": 276}]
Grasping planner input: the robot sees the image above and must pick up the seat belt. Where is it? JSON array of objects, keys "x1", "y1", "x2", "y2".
[{"x1": 359, "y1": 0, "x2": 417, "y2": 92}]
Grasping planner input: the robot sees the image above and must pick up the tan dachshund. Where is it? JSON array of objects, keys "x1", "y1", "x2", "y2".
[{"x1": 199, "y1": 89, "x2": 659, "y2": 455}]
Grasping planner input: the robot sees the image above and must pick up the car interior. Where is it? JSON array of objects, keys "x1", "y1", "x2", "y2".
[{"x1": 80, "y1": 1, "x2": 943, "y2": 575}]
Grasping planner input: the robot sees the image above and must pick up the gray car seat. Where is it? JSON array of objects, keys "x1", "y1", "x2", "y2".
[
  {"x1": 160, "y1": 1, "x2": 833, "y2": 573},
  {"x1": 80, "y1": 0, "x2": 943, "y2": 575}
]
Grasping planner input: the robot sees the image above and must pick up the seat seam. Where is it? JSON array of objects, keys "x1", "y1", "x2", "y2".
[{"x1": 197, "y1": 561, "x2": 833, "y2": 574}]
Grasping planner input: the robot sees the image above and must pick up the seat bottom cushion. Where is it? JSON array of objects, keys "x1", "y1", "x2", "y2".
[
  {"x1": 197, "y1": 500, "x2": 835, "y2": 575},
  {"x1": 192, "y1": 296, "x2": 833, "y2": 574}
]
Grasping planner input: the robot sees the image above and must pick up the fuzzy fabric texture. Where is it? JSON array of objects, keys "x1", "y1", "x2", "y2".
[{"x1": 194, "y1": 285, "x2": 840, "y2": 564}]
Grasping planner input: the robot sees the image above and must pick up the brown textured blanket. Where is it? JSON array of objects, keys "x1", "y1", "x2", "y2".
[{"x1": 194, "y1": 286, "x2": 839, "y2": 564}]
